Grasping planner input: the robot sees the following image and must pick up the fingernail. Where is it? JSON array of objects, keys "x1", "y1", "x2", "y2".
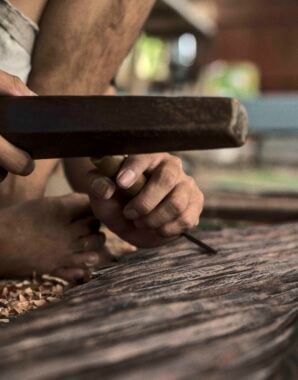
[
  {"x1": 117, "y1": 170, "x2": 136, "y2": 189},
  {"x1": 91, "y1": 178, "x2": 113, "y2": 199},
  {"x1": 124, "y1": 208, "x2": 139, "y2": 220}
]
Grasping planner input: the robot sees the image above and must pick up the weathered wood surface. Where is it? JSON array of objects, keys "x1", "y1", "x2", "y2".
[
  {"x1": 203, "y1": 191, "x2": 298, "y2": 222},
  {"x1": 0, "y1": 223, "x2": 297, "y2": 380}
]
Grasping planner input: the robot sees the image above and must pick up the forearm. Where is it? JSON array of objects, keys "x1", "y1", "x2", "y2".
[
  {"x1": 27, "y1": 0, "x2": 155, "y2": 192},
  {"x1": 28, "y1": 0, "x2": 155, "y2": 95},
  {"x1": 63, "y1": 85, "x2": 117, "y2": 193}
]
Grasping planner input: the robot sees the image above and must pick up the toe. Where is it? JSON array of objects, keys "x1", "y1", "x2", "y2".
[
  {"x1": 72, "y1": 249, "x2": 113, "y2": 269},
  {"x1": 53, "y1": 268, "x2": 89, "y2": 284},
  {"x1": 76, "y1": 233, "x2": 106, "y2": 252},
  {"x1": 72, "y1": 252, "x2": 100, "y2": 268}
]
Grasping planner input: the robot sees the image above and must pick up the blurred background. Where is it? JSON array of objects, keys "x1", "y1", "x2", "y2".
[{"x1": 112, "y1": 0, "x2": 298, "y2": 224}]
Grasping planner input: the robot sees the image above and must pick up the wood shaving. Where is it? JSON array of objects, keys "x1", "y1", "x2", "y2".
[
  {"x1": 0, "y1": 232, "x2": 134, "y2": 324},
  {"x1": 0, "y1": 275, "x2": 70, "y2": 324}
]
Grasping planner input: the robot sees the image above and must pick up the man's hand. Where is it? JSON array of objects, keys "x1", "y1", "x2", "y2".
[
  {"x1": 0, "y1": 70, "x2": 35, "y2": 181},
  {"x1": 88, "y1": 153, "x2": 204, "y2": 248}
]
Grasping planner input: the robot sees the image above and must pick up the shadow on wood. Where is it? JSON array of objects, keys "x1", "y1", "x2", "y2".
[{"x1": 0, "y1": 223, "x2": 297, "y2": 380}]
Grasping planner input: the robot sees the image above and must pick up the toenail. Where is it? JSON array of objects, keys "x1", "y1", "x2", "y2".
[{"x1": 86, "y1": 255, "x2": 99, "y2": 265}]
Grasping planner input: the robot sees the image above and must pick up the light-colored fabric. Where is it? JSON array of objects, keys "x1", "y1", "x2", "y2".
[
  {"x1": 0, "y1": 0, "x2": 38, "y2": 82},
  {"x1": 0, "y1": 1, "x2": 72, "y2": 196}
]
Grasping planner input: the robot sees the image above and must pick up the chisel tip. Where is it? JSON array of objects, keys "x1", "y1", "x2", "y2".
[{"x1": 182, "y1": 232, "x2": 217, "y2": 255}]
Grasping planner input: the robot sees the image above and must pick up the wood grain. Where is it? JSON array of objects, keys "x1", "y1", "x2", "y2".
[{"x1": 0, "y1": 223, "x2": 297, "y2": 380}]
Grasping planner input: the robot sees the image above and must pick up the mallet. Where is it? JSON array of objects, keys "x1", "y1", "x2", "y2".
[{"x1": 0, "y1": 96, "x2": 248, "y2": 158}]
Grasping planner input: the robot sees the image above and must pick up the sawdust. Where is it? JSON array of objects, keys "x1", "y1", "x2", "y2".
[
  {"x1": 0, "y1": 232, "x2": 135, "y2": 324},
  {"x1": 0, "y1": 274, "x2": 70, "y2": 324}
]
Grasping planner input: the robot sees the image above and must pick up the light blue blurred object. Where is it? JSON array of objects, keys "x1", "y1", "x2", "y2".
[{"x1": 243, "y1": 95, "x2": 298, "y2": 135}]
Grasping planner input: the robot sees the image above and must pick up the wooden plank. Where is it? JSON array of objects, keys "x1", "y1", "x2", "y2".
[
  {"x1": 0, "y1": 96, "x2": 248, "y2": 159},
  {"x1": 0, "y1": 223, "x2": 297, "y2": 380},
  {"x1": 203, "y1": 191, "x2": 298, "y2": 222}
]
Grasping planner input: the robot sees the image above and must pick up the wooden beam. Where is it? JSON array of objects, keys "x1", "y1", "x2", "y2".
[
  {"x1": 145, "y1": 0, "x2": 217, "y2": 38},
  {"x1": 203, "y1": 191, "x2": 298, "y2": 222},
  {"x1": 0, "y1": 223, "x2": 297, "y2": 379},
  {"x1": 162, "y1": 0, "x2": 216, "y2": 37}
]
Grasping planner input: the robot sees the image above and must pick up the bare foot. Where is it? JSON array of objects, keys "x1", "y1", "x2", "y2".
[
  {"x1": 0, "y1": 159, "x2": 60, "y2": 208},
  {"x1": 0, "y1": 194, "x2": 112, "y2": 283}
]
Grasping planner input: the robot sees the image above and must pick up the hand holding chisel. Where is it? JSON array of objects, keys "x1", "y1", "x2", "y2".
[{"x1": 91, "y1": 155, "x2": 216, "y2": 255}]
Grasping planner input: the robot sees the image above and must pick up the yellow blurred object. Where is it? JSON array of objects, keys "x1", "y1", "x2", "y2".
[{"x1": 135, "y1": 34, "x2": 169, "y2": 82}]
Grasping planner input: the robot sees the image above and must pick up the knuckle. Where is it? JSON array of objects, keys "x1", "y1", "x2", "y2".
[
  {"x1": 186, "y1": 175, "x2": 196, "y2": 187},
  {"x1": 145, "y1": 216, "x2": 160, "y2": 230},
  {"x1": 167, "y1": 195, "x2": 185, "y2": 216},
  {"x1": 136, "y1": 198, "x2": 152, "y2": 215},
  {"x1": 161, "y1": 152, "x2": 171, "y2": 160},
  {"x1": 180, "y1": 214, "x2": 195, "y2": 230},
  {"x1": 172, "y1": 155, "x2": 183, "y2": 169},
  {"x1": 158, "y1": 225, "x2": 173, "y2": 238},
  {"x1": 159, "y1": 167, "x2": 177, "y2": 188}
]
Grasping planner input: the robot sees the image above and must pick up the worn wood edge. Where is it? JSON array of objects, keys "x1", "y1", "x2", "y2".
[{"x1": 231, "y1": 102, "x2": 249, "y2": 146}]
